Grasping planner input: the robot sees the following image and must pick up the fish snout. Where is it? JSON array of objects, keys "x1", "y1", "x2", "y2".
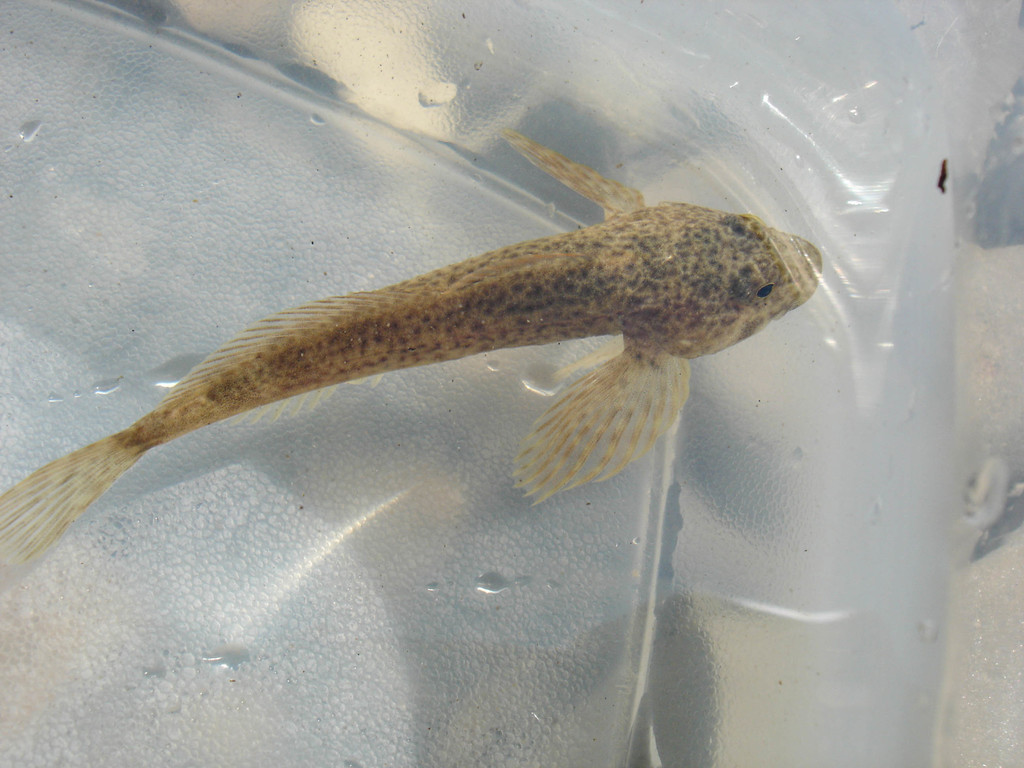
[{"x1": 770, "y1": 230, "x2": 823, "y2": 307}]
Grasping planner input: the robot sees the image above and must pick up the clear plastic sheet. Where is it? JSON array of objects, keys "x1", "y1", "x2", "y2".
[{"x1": 0, "y1": 1, "x2": 1013, "y2": 766}]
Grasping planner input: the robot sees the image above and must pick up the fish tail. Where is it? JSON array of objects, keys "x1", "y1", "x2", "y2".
[{"x1": 0, "y1": 433, "x2": 146, "y2": 564}]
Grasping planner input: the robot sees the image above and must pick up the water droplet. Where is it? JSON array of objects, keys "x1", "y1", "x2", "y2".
[
  {"x1": 965, "y1": 457, "x2": 1009, "y2": 530},
  {"x1": 474, "y1": 572, "x2": 530, "y2": 594},
  {"x1": 142, "y1": 661, "x2": 167, "y2": 678},
  {"x1": 19, "y1": 120, "x2": 41, "y2": 142},
  {"x1": 475, "y1": 571, "x2": 512, "y2": 595},
  {"x1": 425, "y1": 581, "x2": 440, "y2": 592},
  {"x1": 417, "y1": 81, "x2": 457, "y2": 108},
  {"x1": 847, "y1": 106, "x2": 865, "y2": 124},
  {"x1": 902, "y1": 387, "x2": 918, "y2": 423},
  {"x1": 870, "y1": 498, "x2": 882, "y2": 523},
  {"x1": 147, "y1": 353, "x2": 206, "y2": 389},
  {"x1": 791, "y1": 445, "x2": 804, "y2": 462},
  {"x1": 630, "y1": 536, "x2": 640, "y2": 545},
  {"x1": 521, "y1": 376, "x2": 557, "y2": 396},
  {"x1": 917, "y1": 618, "x2": 938, "y2": 643},
  {"x1": 47, "y1": 392, "x2": 64, "y2": 403},
  {"x1": 343, "y1": 760, "x2": 364, "y2": 768},
  {"x1": 521, "y1": 363, "x2": 559, "y2": 397},
  {"x1": 202, "y1": 643, "x2": 250, "y2": 669},
  {"x1": 310, "y1": 113, "x2": 325, "y2": 126},
  {"x1": 92, "y1": 377, "x2": 122, "y2": 396}
]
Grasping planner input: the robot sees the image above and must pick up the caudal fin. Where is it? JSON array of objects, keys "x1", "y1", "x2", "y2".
[{"x1": 0, "y1": 434, "x2": 145, "y2": 564}]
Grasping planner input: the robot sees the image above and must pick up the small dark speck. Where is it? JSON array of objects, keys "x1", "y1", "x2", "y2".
[
  {"x1": 937, "y1": 158, "x2": 948, "y2": 193},
  {"x1": 910, "y1": 19, "x2": 925, "y2": 30}
]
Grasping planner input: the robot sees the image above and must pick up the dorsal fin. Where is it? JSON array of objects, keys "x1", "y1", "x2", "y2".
[
  {"x1": 159, "y1": 288, "x2": 409, "y2": 411},
  {"x1": 503, "y1": 129, "x2": 646, "y2": 219}
]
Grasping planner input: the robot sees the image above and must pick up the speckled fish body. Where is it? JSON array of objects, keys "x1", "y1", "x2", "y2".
[{"x1": 0, "y1": 131, "x2": 822, "y2": 564}]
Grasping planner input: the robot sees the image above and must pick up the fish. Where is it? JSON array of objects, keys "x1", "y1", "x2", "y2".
[{"x1": 0, "y1": 130, "x2": 822, "y2": 564}]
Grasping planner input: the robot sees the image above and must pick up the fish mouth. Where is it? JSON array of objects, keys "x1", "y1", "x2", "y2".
[{"x1": 768, "y1": 229, "x2": 823, "y2": 307}]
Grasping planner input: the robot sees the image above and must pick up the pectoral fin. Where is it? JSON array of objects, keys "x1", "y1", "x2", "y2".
[
  {"x1": 514, "y1": 342, "x2": 690, "y2": 501},
  {"x1": 503, "y1": 129, "x2": 646, "y2": 219}
]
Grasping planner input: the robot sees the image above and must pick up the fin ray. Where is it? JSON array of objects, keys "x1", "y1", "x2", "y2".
[
  {"x1": 515, "y1": 342, "x2": 690, "y2": 501},
  {"x1": 555, "y1": 336, "x2": 625, "y2": 382},
  {"x1": 0, "y1": 434, "x2": 146, "y2": 563},
  {"x1": 503, "y1": 129, "x2": 646, "y2": 219},
  {"x1": 230, "y1": 384, "x2": 341, "y2": 426},
  {"x1": 161, "y1": 290, "x2": 407, "y2": 412}
]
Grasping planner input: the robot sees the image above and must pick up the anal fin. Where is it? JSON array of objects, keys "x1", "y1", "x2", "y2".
[
  {"x1": 230, "y1": 384, "x2": 340, "y2": 426},
  {"x1": 514, "y1": 340, "x2": 690, "y2": 501}
]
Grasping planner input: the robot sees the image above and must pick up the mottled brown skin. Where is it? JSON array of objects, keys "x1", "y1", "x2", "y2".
[
  {"x1": 0, "y1": 129, "x2": 825, "y2": 565},
  {"x1": 120, "y1": 202, "x2": 817, "y2": 454}
]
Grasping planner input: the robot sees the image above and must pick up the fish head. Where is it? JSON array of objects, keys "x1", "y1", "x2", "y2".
[
  {"x1": 702, "y1": 214, "x2": 822, "y2": 355},
  {"x1": 762, "y1": 225, "x2": 823, "y2": 318},
  {"x1": 636, "y1": 208, "x2": 822, "y2": 358}
]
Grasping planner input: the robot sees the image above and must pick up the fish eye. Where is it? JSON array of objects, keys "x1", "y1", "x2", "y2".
[{"x1": 756, "y1": 283, "x2": 774, "y2": 298}]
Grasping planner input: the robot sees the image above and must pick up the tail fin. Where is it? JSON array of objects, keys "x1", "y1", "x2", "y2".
[{"x1": 0, "y1": 434, "x2": 145, "y2": 564}]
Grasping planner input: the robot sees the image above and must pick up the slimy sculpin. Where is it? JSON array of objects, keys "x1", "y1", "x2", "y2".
[{"x1": 0, "y1": 130, "x2": 822, "y2": 563}]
